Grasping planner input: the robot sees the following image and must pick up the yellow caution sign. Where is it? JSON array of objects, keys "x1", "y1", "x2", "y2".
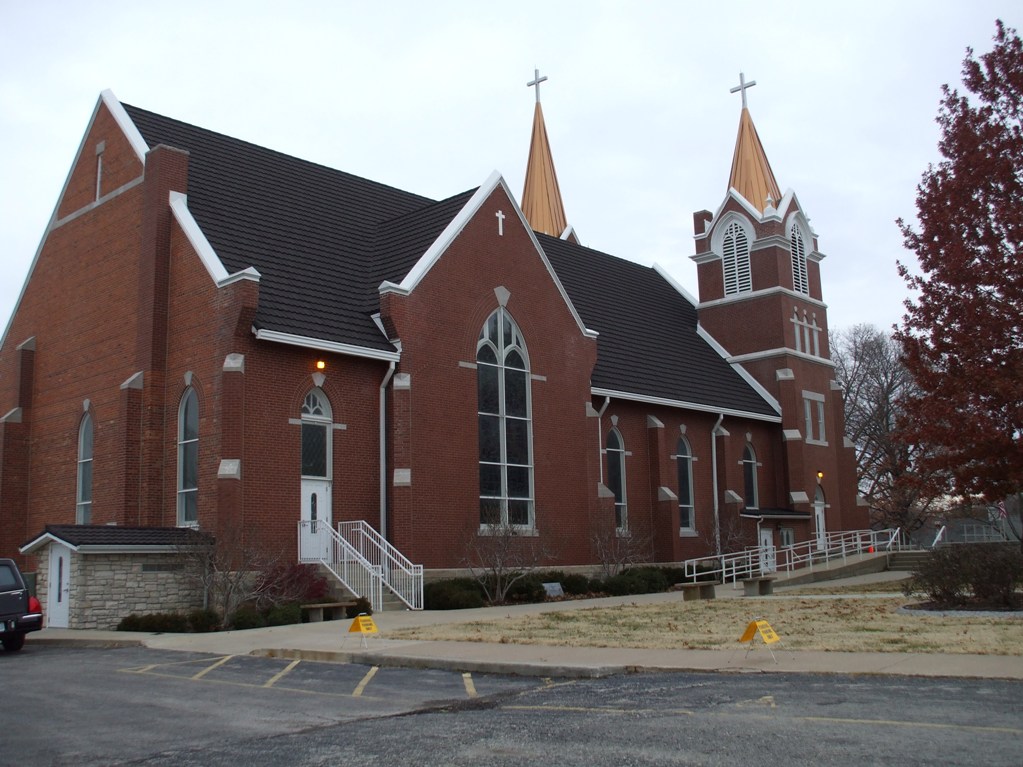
[
  {"x1": 739, "y1": 619, "x2": 779, "y2": 645},
  {"x1": 349, "y1": 614, "x2": 378, "y2": 635}
]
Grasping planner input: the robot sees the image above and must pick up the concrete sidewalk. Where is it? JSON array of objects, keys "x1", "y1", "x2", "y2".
[{"x1": 30, "y1": 571, "x2": 1023, "y2": 680}]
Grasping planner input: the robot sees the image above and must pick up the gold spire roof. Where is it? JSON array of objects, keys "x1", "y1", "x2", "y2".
[
  {"x1": 521, "y1": 100, "x2": 568, "y2": 237},
  {"x1": 728, "y1": 107, "x2": 781, "y2": 213}
]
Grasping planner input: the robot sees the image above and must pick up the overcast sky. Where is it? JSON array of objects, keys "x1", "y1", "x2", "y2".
[{"x1": 0, "y1": 1, "x2": 1017, "y2": 341}]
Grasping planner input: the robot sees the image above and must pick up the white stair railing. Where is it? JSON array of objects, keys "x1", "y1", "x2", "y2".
[
  {"x1": 337, "y1": 520, "x2": 424, "y2": 610},
  {"x1": 682, "y1": 528, "x2": 897, "y2": 586},
  {"x1": 297, "y1": 521, "x2": 384, "y2": 612}
]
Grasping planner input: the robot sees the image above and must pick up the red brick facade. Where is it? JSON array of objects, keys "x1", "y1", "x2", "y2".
[{"x1": 0, "y1": 94, "x2": 866, "y2": 580}]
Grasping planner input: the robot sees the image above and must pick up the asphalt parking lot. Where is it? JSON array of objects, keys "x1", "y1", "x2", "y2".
[{"x1": 1, "y1": 645, "x2": 548, "y2": 766}]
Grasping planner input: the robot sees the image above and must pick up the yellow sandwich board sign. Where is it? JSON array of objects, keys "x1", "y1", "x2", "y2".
[
  {"x1": 738, "y1": 618, "x2": 782, "y2": 662},
  {"x1": 739, "y1": 619, "x2": 779, "y2": 645},
  {"x1": 349, "y1": 614, "x2": 378, "y2": 635}
]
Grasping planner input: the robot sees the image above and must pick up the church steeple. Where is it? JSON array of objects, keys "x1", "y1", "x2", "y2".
[
  {"x1": 727, "y1": 72, "x2": 781, "y2": 213},
  {"x1": 520, "y1": 68, "x2": 569, "y2": 237}
]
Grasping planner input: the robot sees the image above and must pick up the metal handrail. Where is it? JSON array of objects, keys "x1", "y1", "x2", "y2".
[
  {"x1": 682, "y1": 528, "x2": 897, "y2": 585},
  {"x1": 298, "y1": 521, "x2": 384, "y2": 612},
  {"x1": 337, "y1": 521, "x2": 424, "y2": 610}
]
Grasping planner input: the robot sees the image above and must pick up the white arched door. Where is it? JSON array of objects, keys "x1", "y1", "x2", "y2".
[
  {"x1": 814, "y1": 486, "x2": 827, "y2": 551},
  {"x1": 299, "y1": 389, "x2": 332, "y2": 561}
]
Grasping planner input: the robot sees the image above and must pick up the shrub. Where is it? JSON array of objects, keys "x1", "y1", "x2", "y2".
[
  {"x1": 346, "y1": 596, "x2": 373, "y2": 618},
  {"x1": 187, "y1": 609, "x2": 221, "y2": 633},
  {"x1": 424, "y1": 578, "x2": 485, "y2": 610},
  {"x1": 907, "y1": 544, "x2": 1023, "y2": 608},
  {"x1": 265, "y1": 603, "x2": 302, "y2": 626},
  {"x1": 256, "y1": 563, "x2": 330, "y2": 608},
  {"x1": 117, "y1": 612, "x2": 189, "y2": 633},
  {"x1": 504, "y1": 573, "x2": 546, "y2": 603},
  {"x1": 560, "y1": 573, "x2": 592, "y2": 596},
  {"x1": 229, "y1": 605, "x2": 267, "y2": 630}
]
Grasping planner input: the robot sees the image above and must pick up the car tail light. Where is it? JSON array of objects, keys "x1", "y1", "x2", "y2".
[{"x1": 28, "y1": 596, "x2": 42, "y2": 614}]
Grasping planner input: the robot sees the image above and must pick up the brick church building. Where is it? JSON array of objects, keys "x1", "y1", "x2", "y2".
[{"x1": 0, "y1": 77, "x2": 865, "y2": 626}]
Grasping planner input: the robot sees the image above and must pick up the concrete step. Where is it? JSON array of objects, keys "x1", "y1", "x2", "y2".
[{"x1": 886, "y1": 551, "x2": 932, "y2": 571}]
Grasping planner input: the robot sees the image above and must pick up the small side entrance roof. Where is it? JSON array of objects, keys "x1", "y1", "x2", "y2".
[{"x1": 20, "y1": 525, "x2": 212, "y2": 554}]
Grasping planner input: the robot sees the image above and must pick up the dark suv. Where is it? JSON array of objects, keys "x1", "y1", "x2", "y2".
[{"x1": 1, "y1": 558, "x2": 43, "y2": 652}]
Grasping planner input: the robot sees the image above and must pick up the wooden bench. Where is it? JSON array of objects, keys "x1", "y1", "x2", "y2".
[
  {"x1": 300, "y1": 601, "x2": 356, "y2": 622},
  {"x1": 741, "y1": 577, "x2": 776, "y2": 597},
  {"x1": 671, "y1": 581, "x2": 719, "y2": 601}
]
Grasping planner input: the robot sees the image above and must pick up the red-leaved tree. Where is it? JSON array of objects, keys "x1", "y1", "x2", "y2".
[{"x1": 895, "y1": 22, "x2": 1023, "y2": 519}]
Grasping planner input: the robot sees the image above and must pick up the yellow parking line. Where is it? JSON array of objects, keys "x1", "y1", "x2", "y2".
[
  {"x1": 462, "y1": 672, "x2": 477, "y2": 699},
  {"x1": 191, "y1": 655, "x2": 233, "y2": 681},
  {"x1": 263, "y1": 659, "x2": 301, "y2": 688},
  {"x1": 352, "y1": 666, "x2": 378, "y2": 697},
  {"x1": 798, "y1": 715, "x2": 1022, "y2": 735}
]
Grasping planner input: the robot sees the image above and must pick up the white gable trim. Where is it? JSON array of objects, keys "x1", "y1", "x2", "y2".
[
  {"x1": 591, "y1": 387, "x2": 781, "y2": 424},
  {"x1": 169, "y1": 192, "x2": 260, "y2": 287},
  {"x1": 694, "y1": 325, "x2": 782, "y2": 415},
  {"x1": 101, "y1": 89, "x2": 149, "y2": 162},
  {"x1": 254, "y1": 328, "x2": 400, "y2": 362},
  {"x1": 380, "y1": 171, "x2": 596, "y2": 339},
  {"x1": 653, "y1": 264, "x2": 698, "y2": 306},
  {"x1": 1, "y1": 90, "x2": 146, "y2": 352}
]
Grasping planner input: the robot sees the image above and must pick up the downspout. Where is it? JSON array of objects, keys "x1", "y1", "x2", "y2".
[
  {"x1": 379, "y1": 361, "x2": 396, "y2": 541},
  {"x1": 711, "y1": 413, "x2": 725, "y2": 557},
  {"x1": 595, "y1": 396, "x2": 611, "y2": 484}
]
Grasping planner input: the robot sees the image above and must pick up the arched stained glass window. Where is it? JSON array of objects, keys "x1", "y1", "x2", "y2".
[
  {"x1": 76, "y1": 413, "x2": 93, "y2": 524},
  {"x1": 477, "y1": 308, "x2": 533, "y2": 527},
  {"x1": 606, "y1": 428, "x2": 627, "y2": 532},
  {"x1": 301, "y1": 388, "x2": 332, "y2": 479},
  {"x1": 177, "y1": 388, "x2": 199, "y2": 525},
  {"x1": 742, "y1": 443, "x2": 759, "y2": 511},
  {"x1": 676, "y1": 436, "x2": 694, "y2": 532}
]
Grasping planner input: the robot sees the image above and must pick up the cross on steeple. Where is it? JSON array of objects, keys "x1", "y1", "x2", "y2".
[
  {"x1": 527, "y1": 68, "x2": 547, "y2": 104},
  {"x1": 730, "y1": 71, "x2": 757, "y2": 109}
]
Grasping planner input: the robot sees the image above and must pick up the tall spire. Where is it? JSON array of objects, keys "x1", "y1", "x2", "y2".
[
  {"x1": 521, "y1": 68, "x2": 568, "y2": 237},
  {"x1": 727, "y1": 72, "x2": 781, "y2": 213}
]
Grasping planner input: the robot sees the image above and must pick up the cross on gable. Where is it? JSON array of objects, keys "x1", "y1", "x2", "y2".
[
  {"x1": 527, "y1": 68, "x2": 547, "y2": 103},
  {"x1": 496, "y1": 209, "x2": 506, "y2": 236},
  {"x1": 730, "y1": 71, "x2": 757, "y2": 109}
]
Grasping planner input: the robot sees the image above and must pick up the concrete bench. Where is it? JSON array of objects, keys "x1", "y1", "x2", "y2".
[
  {"x1": 300, "y1": 601, "x2": 356, "y2": 622},
  {"x1": 741, "y1": 577, "x2": 776, "y2": 597},
  {"x1": 672, "y1": 581, "x2": 719, "y2": 601}
]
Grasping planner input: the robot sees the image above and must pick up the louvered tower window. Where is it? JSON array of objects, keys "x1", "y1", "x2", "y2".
[
  {"x1": 722, "y1": 221, "x2": 752, "y2": 295},
  {"x1": 790, "y1": 223, "x2": 809, "y2": 294}
]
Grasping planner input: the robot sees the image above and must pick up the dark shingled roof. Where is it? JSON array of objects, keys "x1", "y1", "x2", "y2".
[
  {"x1": 121, "y1": 102, "x2": 775, "y2": 418},
  {"x1": 539, "y1": 234, "x2": 778, "y2": 418},
  {"x1": 24, "y1": 525, "x2": 212, "y2": 549},
  {"x1": 124, "y1": 104, "x2": 448, "y2": 352}
]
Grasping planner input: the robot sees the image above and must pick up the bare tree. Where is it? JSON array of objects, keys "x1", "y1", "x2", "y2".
[
  {"x1": 177, "y1": 528, "x2": 286, "y2": 627},
  {"x1": 463, "y1": 523, "x2": 555, "y2": 604},
  {"x1": 590, "y1": 515, "x2": 653, "y2": 578},
  {"x1": 831, "y1": 324, "x2": 940, "y2": 533}
]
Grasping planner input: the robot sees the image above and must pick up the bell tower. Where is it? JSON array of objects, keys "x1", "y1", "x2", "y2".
[{"x1": 691, "y1": 73, "x2": 863, "y2": 537}]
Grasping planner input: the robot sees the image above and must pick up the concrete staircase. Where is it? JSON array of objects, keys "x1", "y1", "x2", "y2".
[
  {"x1": 885, "y1": 550, "x2": 931, "y2": 572},
  {"x1": 316, "y1": 564, "x2": 409, "y2": 612}
]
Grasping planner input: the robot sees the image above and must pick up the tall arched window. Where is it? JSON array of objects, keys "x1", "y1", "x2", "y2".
[
  {"x1": 790, "y1": 222, "x2": 809, "y2": 294},
  {"x1": 606, "y1": 428, "x2": 627, "y2": 531},
  {"x1": 177, "y1": 388, "x2": 199, "y2": 526},
  {"x1": 676, "y1": 436, "x2": 694, "y2": 532},
  {"x1": 301, "y1": 388, "x2": 332, "y2": 479},
  {"x1": 76, "y1": 413, "x2": 93, "y2": 524},
  {"x1": 742, "y1": 443, "x2": 759, "y2": 510},
  {"x1": 722, "y1": 220, "x2": 752, "y2": 295},
  {"x1": 477, "y1": 308, "x2": 533, "y2": 527}
]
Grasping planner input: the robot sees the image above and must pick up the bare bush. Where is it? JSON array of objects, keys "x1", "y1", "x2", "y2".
[{"x1": 463, "y1": 523, "x2": 554, "y2": 604}]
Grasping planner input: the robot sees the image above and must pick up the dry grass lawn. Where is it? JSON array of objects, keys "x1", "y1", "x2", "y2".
[{"x1": 390, "y1": 589, "x2": 1021, "y2": 655}]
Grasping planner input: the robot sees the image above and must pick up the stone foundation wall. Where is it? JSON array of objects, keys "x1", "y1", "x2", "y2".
[{"x1": 37, "y1": 549, "x2": 205, "y2": 629}]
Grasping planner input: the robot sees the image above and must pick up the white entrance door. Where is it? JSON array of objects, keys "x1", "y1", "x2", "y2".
[
  {"x1": 299, "y1": 388, "x2": 334, "y2": 562},
  {"x1": 300, "y1": 479, "x2": 332, "y2": 561},
  {"x1": 814, "y1": 487, "x2": 827, "y2": 551},
  {"x1": 758, "y1": 527, "x2": 777, "y2": 574},
  {"x1": 47, "y1": 543, "x2": 71, "y2": 628}
]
